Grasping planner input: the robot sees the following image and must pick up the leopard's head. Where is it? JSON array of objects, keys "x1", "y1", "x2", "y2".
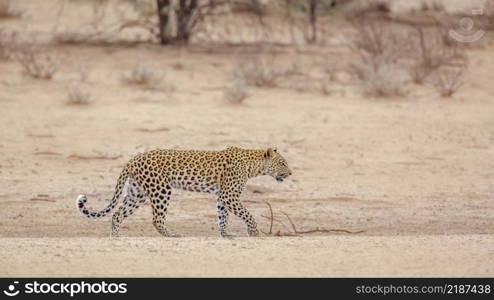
[{"x1": 262, "y1": 147, "x2": 292, "y2": 182}]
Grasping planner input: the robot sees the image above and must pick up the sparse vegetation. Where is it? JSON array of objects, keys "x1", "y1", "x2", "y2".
[
  {"x1": 116, "y1": 0, "x2": 344, "y2": 45},
  {"x1": 408, "y1": 25, "x2": 466, "y2": 85},
  {"x1": 122, "y1": 64, "x2": 174, "y2": 92},
  {"x1": 66, "y1": 85, "x2": 91, "y2": 105},
  {"x1": 0, "y1": 0, "x2": 474, "y2": 101},
  {"x1": 349, "y1": 20, "x2": 411, "y2": 97},
  {"x1": 349, "y1": 17, "x2": 468, "y2": 98}
]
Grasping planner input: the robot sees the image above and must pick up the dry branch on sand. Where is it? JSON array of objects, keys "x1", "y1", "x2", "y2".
[{"x1": 261, "y1": 201, "x2": 364, "y2": 237}]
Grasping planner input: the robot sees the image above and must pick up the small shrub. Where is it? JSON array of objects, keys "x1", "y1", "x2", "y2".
[
  {"x1": 234, "y1": 55, "x2": 295, "y2": 88},
  {"x1": 231, "y1": 0, "x2": 267, "y2": 15},
  {"x1": 15, "y1": 46, "x2": 58, "y2": 80},
  {"x1": 0, "y1": 28, "x2": 24, "y2": 60},
  {"x1": 223, "y1": 78, "x2": 249, "y2": 105},
  {"x1": 0, "y1": 28, "x2": 14, "y2": 60},
  {"x1": 407, "y1": 25, "x2": 466, "y2": 85},
  {"x1": 344, "y1": 0, "x2": 391, "y2": 17},
  {"x1": 122, "y1": 64, "x2": 174, "y2": 92},
  {"x1": 419, "y1": 1, "x2": 445, "y2": 12},
  {"x1": 432, "y1": 66, "x2": 465, "y2": 98},
  {"x1": 483, "y1": 0, "x2": 494, "y2": 30},
  {"x1": 353, "y1": 57, "x2": 409, "y2": 98},
  {"x1": 348, "y1": 19, "x2": 413, "y2": 65},
  {"x1": 349, "y1": 20, "x2": 410, "y2": 98},
  {"x1": 66, "y1": 85, "x2": 91, "y2": 105}
]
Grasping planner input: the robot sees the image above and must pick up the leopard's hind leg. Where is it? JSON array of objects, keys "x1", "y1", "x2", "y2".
[
  {"x1": 216, "y1": 200, "x2": 232, "y2": 237},
  {"x1": 111, "y1": 178, "x2": 147, "y2": 237},
  {"x1": 146, "y1": 181, "x2": 180, "y2": 237}
]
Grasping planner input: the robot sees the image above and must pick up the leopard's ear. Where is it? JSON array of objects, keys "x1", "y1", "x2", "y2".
[{"x1": 264, "y1": 148, "x2": 275, "y2": 159}]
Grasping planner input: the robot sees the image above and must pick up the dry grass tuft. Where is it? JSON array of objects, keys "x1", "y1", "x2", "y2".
[
  {"x1": 15, "y1": 46, "x2": 58, "y2": 80},
  {"x1": 122, "y1": 64, "x2": 174, "y2": 92},
  {"x1": 66, "y1": 85, "x2": 91, "y2": 105},
  {"x1": 233, "y1": 55, "x2": 296, "y2": 88},
  {"x1": 432, "y1": 66, "x2": 465, "y2": 98},
  {"x1": 223, "y1": 77, "x2": 249, "y2": 105}
]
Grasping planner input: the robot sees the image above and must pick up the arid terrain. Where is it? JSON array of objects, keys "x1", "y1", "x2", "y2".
[{"x1": 0, "y1": 0, "x2": 493, "y2": 277}]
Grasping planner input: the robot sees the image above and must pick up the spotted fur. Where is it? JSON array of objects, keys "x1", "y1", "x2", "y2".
[{"x1": 76, "y1": 146, "x2": 292, "y2": 237}]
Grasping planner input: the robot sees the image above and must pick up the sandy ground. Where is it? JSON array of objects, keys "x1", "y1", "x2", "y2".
[
  {"x1": 2, "y1": 235, "x2": 493, "y2": 277},
  {"x1": 0, "y1": 0, "x2": 493, "y2": 277}
]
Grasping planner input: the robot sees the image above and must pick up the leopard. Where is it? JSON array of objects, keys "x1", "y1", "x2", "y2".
[{"x1": 76, "y1": 146, "x2": 292, "y2": 238}]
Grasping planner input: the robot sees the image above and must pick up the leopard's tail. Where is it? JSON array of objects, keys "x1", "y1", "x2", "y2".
[{"x1": 76, "y1": 167, "x2": 129, "y2": 218}]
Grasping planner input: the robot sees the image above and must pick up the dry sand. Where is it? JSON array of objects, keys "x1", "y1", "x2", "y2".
[
  {"x1": 2, "y1": 235, "x2": 493, "y2": 277},
  {"x1": 0, "y1": 0, "x2": 493, "y2": 277}
]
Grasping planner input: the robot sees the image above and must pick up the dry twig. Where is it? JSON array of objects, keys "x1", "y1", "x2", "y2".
[{"x1": 261, "y1": 201, "x2": 365, "y2": 236}]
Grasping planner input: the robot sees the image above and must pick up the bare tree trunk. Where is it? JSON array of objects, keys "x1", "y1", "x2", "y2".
[
  {"x1": 157, "y1": 0, "x2": 171, "y2": 45},
  {"x1": 176, "y1": 0, "x2": 198, "y2": 43},
  {"x1": 308, "y1": 0, "x2": 317, "y2": 44}
]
